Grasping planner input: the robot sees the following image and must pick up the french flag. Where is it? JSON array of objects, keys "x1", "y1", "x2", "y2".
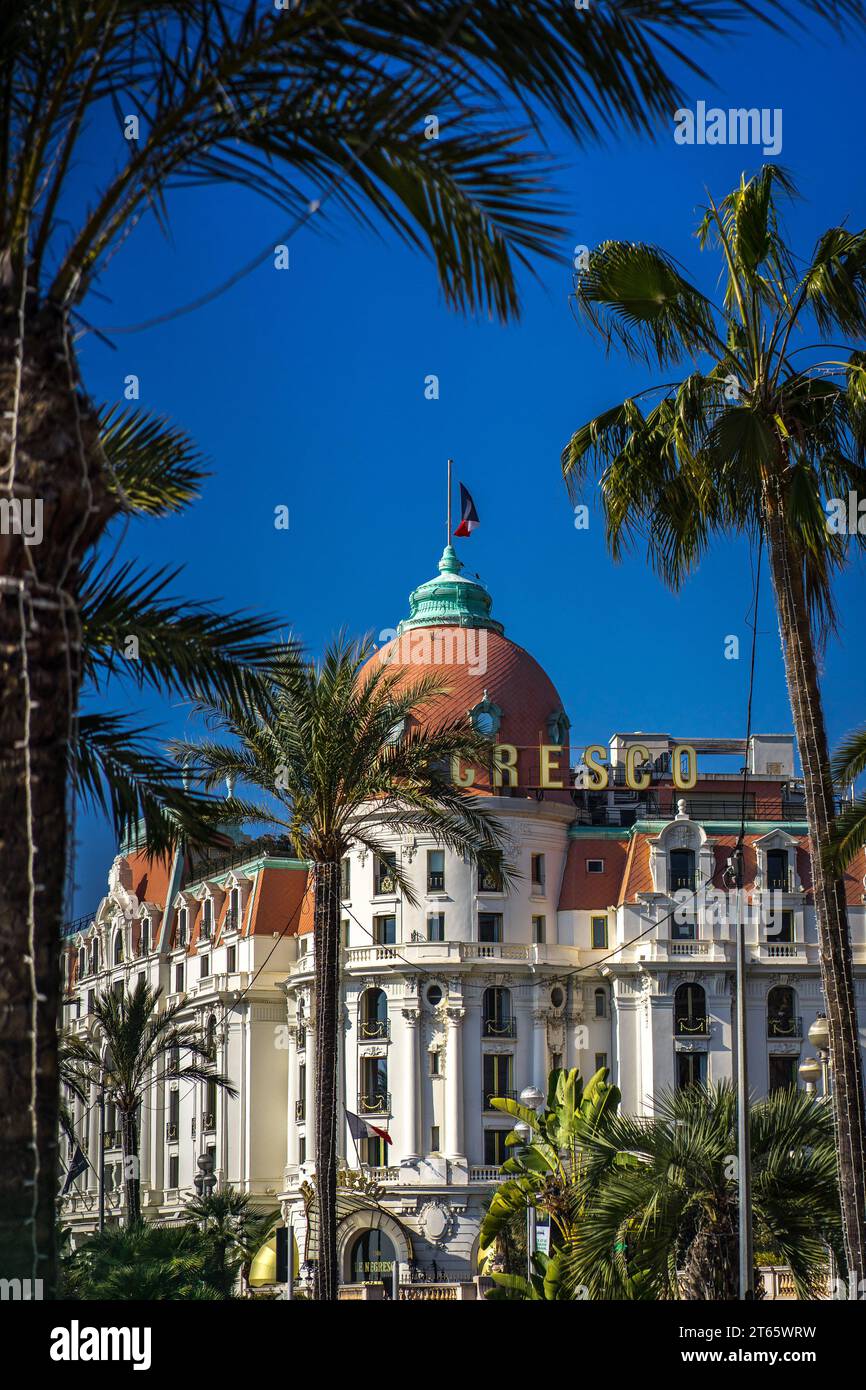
[
  {"x1": 345, "y1": 1108, "x2": 392, "y2": 1146},
  {"x1": 453, "y1": 483, "x2": 480, "y2": 537}
]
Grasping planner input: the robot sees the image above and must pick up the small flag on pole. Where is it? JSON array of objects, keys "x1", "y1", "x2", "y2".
[
  {"x1": 345, "y1": 1109, "x2": 392, "y2": 1146},
  {"x1": 453, "y1": 482, "x2": 480, "y2": 537},
  {"x1": 62, "y1": 1144, "x2": 90, "y2": 1195}
]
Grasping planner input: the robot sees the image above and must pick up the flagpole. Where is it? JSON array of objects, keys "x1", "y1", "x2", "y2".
[
  {"x1": 344, "y1": 1103, "x2": 363, "y2": 1171},
  {"x1": 447, "y1": 457, "x2": 453, "y2": 545}
]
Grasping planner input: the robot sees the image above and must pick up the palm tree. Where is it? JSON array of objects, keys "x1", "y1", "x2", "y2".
[
  {"x1": 827, "y1": 725, "x2": 866, "y2": 874},
  {"x1": 60, "y1": 1220, "x2": 228, "y2": 1300},
  {"x1": 564, "y1": 1082, "x2": 841, "y2": 1301},
  {"x1": 63, "y1": 980, "x2": 236, "y2": 1224},
  {"x1": 172, "y1": 635, "x2": 515, "y2": 1299},
  {"x1": 2, "y1": 0, "x2": 862, "y2": 1294},
  {"x1": 0, "y1": 400, "x2": 280, "y2": 1288},
  {"x1": 561, "y1": 165, "x2": 866, "y2": 1277},
  {"x1": 479, "y1": 1066, "x2": 621, "y2": 1300},
  {"x1": 182, "y1": 1186, "x2": 280, "y2": 1297}
]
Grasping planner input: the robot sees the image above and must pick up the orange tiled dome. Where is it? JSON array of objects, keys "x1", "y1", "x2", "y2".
[{"x1": 366, "y1": 547, "x2": 571, "y2": 795}]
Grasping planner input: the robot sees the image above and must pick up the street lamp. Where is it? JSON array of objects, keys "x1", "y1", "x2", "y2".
[
  {"x1": 808, "y1": 1015, "x2": 831, "y2": 1097},
  {"x1": 517, "y1": 1085, "x2": 545, "y2": 1281},
  {"x1": 798, "y1": 1057, "x2": 821, "y2": 1094}
]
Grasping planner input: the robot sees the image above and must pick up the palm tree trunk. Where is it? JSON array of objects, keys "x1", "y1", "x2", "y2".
[
  {"x1": 312, "y1": 857, "x2": 341, "y2": 1300},
  {"x1": 121, "y1": 1106, "x2": 140, "y2": 1225},
  {"x1": 763, "y1": 478, "x2": 866, "y2": 1278},
  {"x1": 0, "y1": 292, "x2": 111, "y2": 1292}
]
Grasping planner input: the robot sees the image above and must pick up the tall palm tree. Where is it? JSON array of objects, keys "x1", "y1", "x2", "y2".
[
  {"x1": 172, "y1": 635, "x2": 515, "y2": 1300},
  {"x1": 565, "y1": 1082, "x2": 842, "y2": 1301},
  {"x1": 561, "y1": 165, "x2": 866, "y2": 1277},
  {"x1": 0, "y1": 401, "x2": 280, "y2": 1287},
  {"x1": 2, "y1": 0, "x2": 862, "y2": 1293},
  {"x1": 63, "y1": 980, "x2": 236, "y2": 1224}
]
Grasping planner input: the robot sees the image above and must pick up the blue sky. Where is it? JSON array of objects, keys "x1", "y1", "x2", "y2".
[{"x1": 70, "y1": 8, "x2": 866, "y2": 914}]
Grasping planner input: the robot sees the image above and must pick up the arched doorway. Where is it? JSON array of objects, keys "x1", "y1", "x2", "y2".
[{"x1": 350, "y1": 1228, "x2": 396, "y2": 1283}]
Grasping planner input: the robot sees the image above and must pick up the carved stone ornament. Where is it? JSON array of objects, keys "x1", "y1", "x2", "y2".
[{"x1": 417, "y1": 1199, "x2": 456, "y2": 1247}]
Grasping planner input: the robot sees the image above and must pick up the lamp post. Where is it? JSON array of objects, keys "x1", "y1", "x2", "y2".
[
  {"x1": 729, "y1": 845, "x2": 754, "y2": 1300},
  {"x1": 518, "y1": 1084, "x2": 545, "y2": 1283},
  {"x1": 98, "y1": 1046, "x2": 115, "y2": 1233},
  {"x1": 808, "y1": 1015, "x2": 831, "y2": 1097}
]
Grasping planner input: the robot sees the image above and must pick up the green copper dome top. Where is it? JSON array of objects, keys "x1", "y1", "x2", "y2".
[{"x1": 397, "y1": 545, "x2": 504, "y2": 635}]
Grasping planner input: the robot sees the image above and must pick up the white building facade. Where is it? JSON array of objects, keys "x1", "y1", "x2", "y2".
[{"x1": 60, "y1": 547, "x2": 866, "y2": 1289}]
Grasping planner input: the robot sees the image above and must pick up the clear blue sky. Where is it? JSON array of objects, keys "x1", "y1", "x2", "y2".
[{"x1": 70, "y1": 9, "x2": 866, "y2": 915}]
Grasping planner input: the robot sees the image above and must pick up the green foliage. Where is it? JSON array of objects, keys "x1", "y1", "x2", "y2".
[
  {"x1": 562, "y1": 166, "x2": 866, "y2": 641},
  {"x1": 479, "y1": 1066, "x2": 621, "y2": 1295},
  {"x1": 60, "y1": 1221, "x2": 231, "y2": 1301},
  {"x1": 562, "y1": 1082, "x2": 842, "y2": 1301},
  {"x1": 827, "y1": 723, "x2": 866, "y2": 873}
]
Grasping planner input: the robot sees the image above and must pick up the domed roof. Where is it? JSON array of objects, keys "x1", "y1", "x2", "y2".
[{"x1": 371, "y1": 547, "x2": 571, "y2": 794}]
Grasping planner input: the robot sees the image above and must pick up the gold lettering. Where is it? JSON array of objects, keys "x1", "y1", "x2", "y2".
[
  {"x1": 493, "y1": 743, "x2": 518, "y2": 788},
  {"x1": 540, "y1": 744, "x2": 563, "y2": 789},
  {"x1": 625, "y1": 743, "x2": 651, "y2": 791},
  {"x1": 672, "y1": 744, "x2": 697, "y2": 791},
  {"x1": 583, "y1": 745, "x2": 609, "y2": 791}
]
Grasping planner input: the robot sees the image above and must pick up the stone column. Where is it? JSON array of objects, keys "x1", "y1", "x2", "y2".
[
  {"x1": 304, "y1": 1024, "x2": 316, "y2": 1162},
  {"x1": 286, "y1": 1009, "x2": 299, "y2": 1166},
  {"x1": 401, "y1": 1006, "x2": 421, "y2": 1162},
  {"x1": 531, "y1": 1009, "x2": 549, "y2": 1091},
  {"x1": 445, "y1": 1005, "x2": 465, "y2": 1161}
]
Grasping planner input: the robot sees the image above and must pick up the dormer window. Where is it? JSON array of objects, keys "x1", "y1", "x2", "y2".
[
  {"x1": 113, "y1": 932, "x2": 123, "y2": 965},
  {"x1": 228, "y1": 886, "x2": 241, "y2": 931},
  {"x1": 139, "y1": 920, "x2": 149, "y2": 956},
  {"x1": 201, "y1": 898, "x2": 213, "y2": 940},
  {"x1": 766, "y1": 848, "x2": 788, "y2": 891},
  {"x1": 546, "y1": 709, "x2": 570, "y2": 745},
  {"x1": 468, "y1": 691, "x2": 502, "y2": 738},
  {"x1": 90, "y1": 940, "x2": 99, "y2": 974},
  {"x1": 669, "y1": 848, "x2": 696, "y2": 892}
]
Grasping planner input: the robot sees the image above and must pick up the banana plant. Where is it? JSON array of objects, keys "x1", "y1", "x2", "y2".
[{"x1": 479, "y1": 1067, "x2": 621, "y2": 1298}]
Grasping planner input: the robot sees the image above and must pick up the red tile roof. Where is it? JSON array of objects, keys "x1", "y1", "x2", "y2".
[{"x1": 558, "y1": 838, "x2": 628, "y2": 910}]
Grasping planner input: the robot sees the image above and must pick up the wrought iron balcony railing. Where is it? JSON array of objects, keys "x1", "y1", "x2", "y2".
[
  {"x1": 358, "y1": 1091, "x2": 391, "y2": 1116},
  {"x1": 483, "y1": 1019, "x2": 516, "y2": 1038},
  {"x1": 674, "y1": 1015, "x2": 709, "y2": 1037},
  {"x1": 767, "y1": 1015, "x2": 803, "y2": 1039},
  {"x1": 359, "y1": 1018, "x2": 390, "y2": 1040}
]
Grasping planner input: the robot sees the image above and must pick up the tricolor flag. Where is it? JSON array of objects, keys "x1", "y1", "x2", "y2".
[
  {"x1": 345, "y1": 1108, "x2": 392, "y2": 1147},
  {"x1": 453, "y1": 482, "x2": 480, "y2": 537},
  {"x1": 61, "y1": 1144, "x2": 90, "y2": 1195}
]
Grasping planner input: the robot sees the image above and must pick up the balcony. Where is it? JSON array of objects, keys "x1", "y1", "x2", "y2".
[
  {"x1": 165, "y1": 1123, "x2": 178, "y2": 1143},
  {"x1": 203, "y1": 1113, "x2": 216, "y2": 1132},
  {"x1": 483, "y1": 1090, "x2": 516, "y2": 1112},
  {"x1": 359, "y1": 1018, "x2": 390, "y2": 1040},
  {"x1": 295, "y1": 1099, "x2": 305, "y2": 1122},
  {"x1": 358, "y1": 1092, "x2": 391, "y2": 1116},
  {"x1": 674, "y1": 1015, "x2": 709, "y2": 1038},
  {"x1": 375, "y1": 874, "x2": 396, "y2": 896},
  {"x1": 103, "y1": 1130, "x2": 121, "y2": 1149},
  {"x1": 482, "y1": 1018, "x2": 516, "y2": 1039},
  {"x1": 767, "y1": 1015, "x2": 803, "y2": 1040},
  {"x1": 427, "y1": 871, "x2": 445, "y2": 893}
]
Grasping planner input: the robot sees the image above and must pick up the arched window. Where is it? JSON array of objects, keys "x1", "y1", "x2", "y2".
[
  {"x1": 113, "y1": 932, "x2": 123, "y2": 965},
  {"x1": 670, "y1": 848, "x2": 696, "y2": 892},
  {"x1": 767, "y1": 986, "x2": 798, "y2": 1038},
  {"x1": 350, "y1": 1229, "x2": 395, "y2": 1283},
  {"x1": 482, "y1": 987, "x2": 514, "y2": 1037},
  {"x1": 594, "y1": 988, "x2": 606, "y2": 1018},
  {"x1": 674, "y1": 983, "x2": 707, "y2": 1036},
  {"x1": 359, "y1": 988, "x2": 388, "y2": 1039},
  {"x1": 139, "y1": 919, "x2": 149, "y2": 956}
]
